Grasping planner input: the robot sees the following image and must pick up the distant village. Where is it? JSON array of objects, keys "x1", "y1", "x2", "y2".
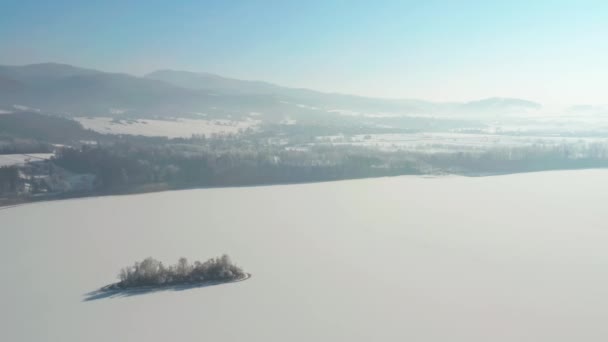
[{"x1": 0, "y1": 153, "x2": 96, "y2": 205}]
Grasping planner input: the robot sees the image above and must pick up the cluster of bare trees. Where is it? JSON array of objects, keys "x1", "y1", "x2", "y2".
[
  {"x1": 117, "y1": 255, "x2": 246, "y2": 288},
  {"x1": 0, "y1": 166, "x2": 20, "y2": 194}
]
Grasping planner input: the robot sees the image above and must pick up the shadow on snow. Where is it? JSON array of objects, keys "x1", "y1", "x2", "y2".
[{"x1": 83, "y1": 273, "x2": 251, "y2": 301}]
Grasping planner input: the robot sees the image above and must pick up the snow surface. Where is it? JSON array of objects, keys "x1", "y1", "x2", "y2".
[
  {"x1": 0, "y1": 153, "x2": 54, "y2": 167},
  {"x1": 2, "y1": 170, "x2": 608, "y2": 341}
]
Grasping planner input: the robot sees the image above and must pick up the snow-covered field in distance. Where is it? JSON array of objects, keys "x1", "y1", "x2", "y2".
[
  {"x1": 316, "y1": 132, "x2": 608, "y2": 152},
  {"x1": 2, "y1": 170, "x2": 608, "y2": 341},
  {"x1": 76, "y1": 117, "x2": 259, "y2": 138},
  {"x1": 0, "y1": 153, "x2": 54, "y2": 167}
]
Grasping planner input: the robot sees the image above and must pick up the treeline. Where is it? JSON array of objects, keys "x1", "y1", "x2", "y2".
[
  {"x1": 0, "y1": 111, "x2": 97, "y2": 155},
  {"x1": 0, "y1": 138, "x2": 52, "y2": 154},
  {"x1": 52, "y1": 141, "x2": 420, "y2": 192},
  {"x1": 115, "y1": 255, "x2": 246, "y2": 289},
  {"x1": 5, "y1": 134, "x2": 608, "y2": 201},
  {"x1": 0, "y1": 166, "x2": 19, "y2": 194},
  {"x1": 0, "y1": 112, "x2": 98, "y2": 143},
  {"x1": 49, "y1": 138, "x2": 608, "y2": 194},
  {"x1": 0, "y1": 111, "x2": 177, "y2": 151},
  {"x1": 416, "y1": 142, "x2": 608, "y2": 174}
]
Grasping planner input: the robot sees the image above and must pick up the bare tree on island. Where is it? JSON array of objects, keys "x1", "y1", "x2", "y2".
[{"x1": 115, "y1": 254, "x2": 246, "y2": 289}]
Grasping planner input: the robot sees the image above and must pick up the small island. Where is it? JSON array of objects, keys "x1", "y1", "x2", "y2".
[{"x1": 102, "y1": 254, "x2": 249, "y2": 292}]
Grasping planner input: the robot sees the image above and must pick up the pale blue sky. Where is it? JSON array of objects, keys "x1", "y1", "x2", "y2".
[{"x1": 1, "y1": 0, "x2": 607, "y2": 103}]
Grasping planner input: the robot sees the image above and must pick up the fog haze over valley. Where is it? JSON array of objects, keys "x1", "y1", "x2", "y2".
[
  {"x1": 2, "y1": 62, "x2": 607, "y2": 137},
  {"x1": 2, "y1": 61, "x2": 608, "y2": 203},
  {"x1": 1, "y1": 62, "x2": 600, "y2": 121}
]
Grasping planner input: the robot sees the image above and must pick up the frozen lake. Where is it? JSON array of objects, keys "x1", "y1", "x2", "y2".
[{"x1": 2, "y1": 170, "x2": 608, "y2": 341}]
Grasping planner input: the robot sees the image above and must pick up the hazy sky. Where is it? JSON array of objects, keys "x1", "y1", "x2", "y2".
[{"x1": 1, "y1": 0, "x2": 607, "y2": 104}]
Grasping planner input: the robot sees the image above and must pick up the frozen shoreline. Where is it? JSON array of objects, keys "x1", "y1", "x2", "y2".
[{"x1": 2, "y1": 165, "x2": 607, "y2": 209}]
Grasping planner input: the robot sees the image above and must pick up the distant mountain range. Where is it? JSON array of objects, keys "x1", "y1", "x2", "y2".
[{"x1": 0, "y1": 63, "x2": 542, "y2": 120}]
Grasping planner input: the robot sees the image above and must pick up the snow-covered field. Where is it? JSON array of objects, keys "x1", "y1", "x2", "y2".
[
  {"x1": 0, "y1": 153, "x2": 54, "y2": 167},
  {"x1": 316, "y1": 132, "x2": 608, "y2": 152},
  {"x1": 2, "y1": 170, "x2": 608, "y2": 341},
  {"x1": 76, "y1": 117, "x2": 259, "y2": 138}
]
